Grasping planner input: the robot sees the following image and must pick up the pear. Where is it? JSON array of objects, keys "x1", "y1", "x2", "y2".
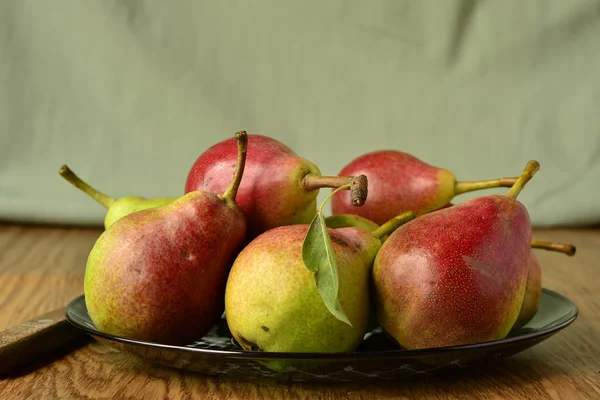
[
  {"x1": 331, "y1": 150, "x2": 519, "y2": 225},
  {"x1": 513, "y1": 240, "x2": 577, "y2": 329},
  {"x1": 59, "y1": 165, "x2": 177, "y2": 229},
  {"x1": 329, "y1": 210, "x2": 578, "y2": 332},
  {"x1": 373, "y1": 160, "x2": 540, "y2": 350},
  {"x1": 184, "y1": 134, "x2": 368, "y2": 240},
  {"x1": 84, "y1": 131, "x2": 249, "y2": 345},
  {"x1": 224, "y1": 212, "x2": 415, "y2": 354}
]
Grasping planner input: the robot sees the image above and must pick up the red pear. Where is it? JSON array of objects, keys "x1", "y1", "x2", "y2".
[
  {"x1": 372, "y1": 160, "x2": 539, "y2": 350},
  {"x1": 513, "y1": 241, "x2": 576, "y2": 329},
  {"x1": 185, "y1": 134, "x2": 367, "y2": 239},
  {"x1": 331, "y1": 150, "x2": 518, "y2": 225},
  {"x1": 84, "y1": 131, "x2": 249, "y2": 345}
]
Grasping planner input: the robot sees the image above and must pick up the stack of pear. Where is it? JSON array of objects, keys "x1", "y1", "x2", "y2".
[
  {"x1": 84, "y1": 131, "x2": 249, "y2": 345},
  {"x1": 61, "y1": 124, "x2": 580, "y2": 360},
  {"x1": 372, "y1": 161, "x2": 539, "y2": 350},
  {"x1": 224, "y1": 212, "x2": 415, "y2": 354},
  {"x1": 58, "y1": 165, "x2": 177, "y2": 229}
]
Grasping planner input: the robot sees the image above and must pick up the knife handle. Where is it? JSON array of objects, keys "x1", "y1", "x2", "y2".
[{"x1": 0, "y1": 307, "x2": 90, "y2": 376}]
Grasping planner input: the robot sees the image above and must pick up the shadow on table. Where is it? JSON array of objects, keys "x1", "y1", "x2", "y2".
[
  {"x1": 0, "y1": 335, "x2": 92, "y2": 379},
  {"x1": 206, "y1": 356, "x2": 574, "y2": 397}
]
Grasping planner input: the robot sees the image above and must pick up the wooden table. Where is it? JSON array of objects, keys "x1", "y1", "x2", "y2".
[{"x1": 0, "y1": 223, "x2": 598, "y2": 399}]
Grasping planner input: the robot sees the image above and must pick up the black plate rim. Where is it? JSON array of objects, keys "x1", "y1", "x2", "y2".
[{"x1": 66, "y1": 288, "x2": 578, "y2": 361}]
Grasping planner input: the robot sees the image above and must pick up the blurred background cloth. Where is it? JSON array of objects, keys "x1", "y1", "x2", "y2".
[{"x1": 0, "y1": 0, "x2": 599, "y2": 227}]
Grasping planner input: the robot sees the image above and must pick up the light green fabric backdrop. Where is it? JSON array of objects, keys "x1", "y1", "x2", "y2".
[{"x1": 1, "y1": 0, "x2": 599, "y2": 227}]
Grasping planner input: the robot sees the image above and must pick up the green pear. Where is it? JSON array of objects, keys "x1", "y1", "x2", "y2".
[
  {"x1": 84, "y1": 131, "x2": 249, "y2": 345},
  {"x1": 59, "y1": 164, "x2": 177, "y2": 229},
  {"x1": 224, "y1": 211, "x2": 415, "y2": 355}
]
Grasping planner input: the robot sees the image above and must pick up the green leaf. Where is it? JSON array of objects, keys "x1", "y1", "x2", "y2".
[{"x1": 302, "y1": 211, "x2": 353, "y2": 327}]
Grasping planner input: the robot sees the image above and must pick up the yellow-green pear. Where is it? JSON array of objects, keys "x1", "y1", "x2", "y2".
[
  {"x1": 224, "y1": 212, "x2": 415, "y2": 354},
  {"x1": 59, "y1": 165, "x2": 177, "y2": 229}
]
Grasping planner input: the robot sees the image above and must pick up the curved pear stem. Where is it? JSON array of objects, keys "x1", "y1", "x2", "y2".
[
  {"x1": 371, "y1": 211, "x2": 416, "y2": 240},
  {"x1": 505, "y1": 160, "x2": 540, "y2": 200},
  {"x1": 58, "y1": 165, "x2": 115, "y2": 208},
  {"x1": 302, "y1": 175, "x2": 369, "y2": 207},
  {"x1": 531, "y1": 240, "x2": 576, "y2": 256},
  {"x1": 222, "y1": 131, "x2": 248, "y2": 203},
  {"x1": 302, "y1": 175, "x2": 352, "y2": 190},
  {"x1": 318, "y1": 183, "x2": 351, "y2": 213},
  {"x1": 454, "y1": 177, "x2": 519, "y2": 195}
]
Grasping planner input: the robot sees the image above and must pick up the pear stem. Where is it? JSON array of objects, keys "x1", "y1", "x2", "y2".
[
  {"x1": 531, "y1": 240, "x2": 576, "y2": 256},
  {"x1": 371, "y1": 211, "x2": 416, "y2": 240},
  {"x1": 58, "y1": 165, "x2": 115, "y2": 209},
  {"x1": 454, "y1": 177, "x2": 519, "y2": 195},
  {"x1": 505, "y1": 160, "x2": 540, "y2": 200},
  {"x1": 302, "y1": 175, "x2": 352, "y2": 191},
  {"x1": 302, "y1": 174, "x2": 368, "y2": 207},
  {"x1": 318, "y1": 184, "x2": 351, "y2": 213},
  {"x1": 222, "y1": 131, "x2": 248, "y2": 203}
]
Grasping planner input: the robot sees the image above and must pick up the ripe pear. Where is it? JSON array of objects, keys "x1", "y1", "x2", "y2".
[
  {"x1": 224, "y1": 212, "x2": 415, "y2": 354},
  {"x1": 331, "y1": 150, "x2": 519, "y2": 225},
  {"x1": 373, "y1": 160, "x2": 540, "y2": 350},
  {"x1": 184, "y1": 134, "x2": 368, "y2": 239},
  {"x1": 513, "y1": 241, "x2": 577, "y2": 329},
  {"x1": 59, "y1": 165, "x2": 177, "y2": 229},
  {"x1": 84, "y1": 131, "x2": 249, "y2": 345}
]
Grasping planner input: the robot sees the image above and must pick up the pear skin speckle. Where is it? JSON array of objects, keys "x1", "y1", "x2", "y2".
[
  {"x1": 84, "y1": 191, "x2": 246, "y2": 345},
  {"x1": 185, "y1": 134, "x2": 321, "y2": 239},
  {"x1": 224, "y1": 225, "x2": 381, "y2": 354},
  {"x1": 372, "y1": 194, "x2": 531, "y2": 350},
  {"x1": 331, "y1": 150, "x2": 456, "y2": 224}
]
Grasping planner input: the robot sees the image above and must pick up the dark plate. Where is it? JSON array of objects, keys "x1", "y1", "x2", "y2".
[{"x1": 66, "y1": 288, "x2": 577, "y2": 383}]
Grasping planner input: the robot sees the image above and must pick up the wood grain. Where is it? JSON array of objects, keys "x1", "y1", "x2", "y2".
[{"x1": 0, "y1": 223, "x2": 599, "y2": 399}]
